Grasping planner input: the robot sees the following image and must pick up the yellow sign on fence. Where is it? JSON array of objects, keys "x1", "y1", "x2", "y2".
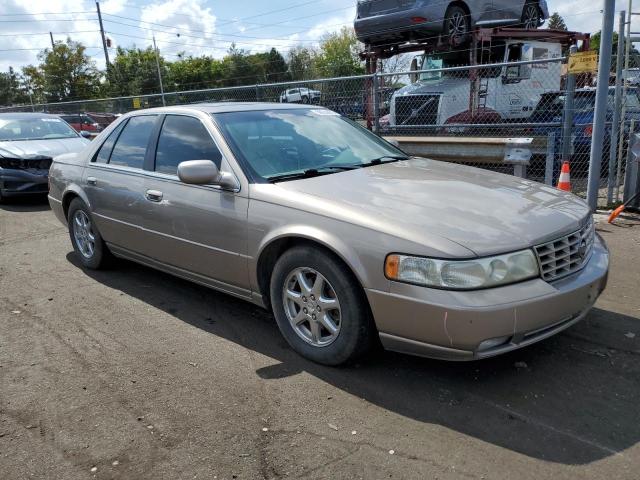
[
  {"x1": 132, "y1": 97, "x2": 141, "y2": 109},
  {"x1": 568, "y1": 51, "x2": 598, "y2": 74}
]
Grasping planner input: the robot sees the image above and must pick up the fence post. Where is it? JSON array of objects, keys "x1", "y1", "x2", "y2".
[
  {"x1": 608, "y1": 10, "x2": 626, "y2": 205},
  {"x1": 373, "y1": 72, "x2": 380, "y2": 134},
  {"x1": 560, "y1": 45, "x2": 577, "y2": 164},
  {"x1": 255, "y1": 84, "x2": 260, "y2": 102},
  {"x1": 587, "y1": 0, "x2": 616, "y2": 211},
  {"x1": 622, "y1": 120, "x2": 637, "y2": 202},
  {"x1": 545, "y1": 132, "x2": 556, "y2": 185}
]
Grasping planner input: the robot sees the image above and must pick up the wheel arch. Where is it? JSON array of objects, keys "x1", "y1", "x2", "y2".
[
  {"x1": 62, "y1": 185, "x2": 91, "y2": 221},
  {"x1": 446, "y1": 1, "x2": 471, "y2": 18},
  {"x1": 254, "y1": 230, "x2": 371, "y2": 309}
]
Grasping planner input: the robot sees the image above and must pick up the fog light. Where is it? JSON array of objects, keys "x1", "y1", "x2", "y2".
[{"x1": 478, "y1": 336, "x2": 511, "y2": 351}]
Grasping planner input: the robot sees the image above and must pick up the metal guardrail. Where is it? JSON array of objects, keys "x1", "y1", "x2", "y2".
[{"x1": 384, "y1": 136, "x2": 532, "y2": 178}]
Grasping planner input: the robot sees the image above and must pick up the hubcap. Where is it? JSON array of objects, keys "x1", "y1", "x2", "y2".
[
  {"x1": 447, "y1": 12, "x2": 468, "y2": 42},
  {"x1": 282, "y1": 267, "x2": 341, "y2": 347},
  {"x1": 523, "y1": 6, "x2": 539, "y2": 29},
  {"x1": 73, "y1": 210, "x2": 96, "y2": 259}
]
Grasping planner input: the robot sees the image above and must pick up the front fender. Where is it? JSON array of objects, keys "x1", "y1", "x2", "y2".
[{"x1": 250, "y1": 223, "x2": 376, "y2": 296}]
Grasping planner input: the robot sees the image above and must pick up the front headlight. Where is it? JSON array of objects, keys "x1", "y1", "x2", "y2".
[{"x1": 385, "y1": 250, "x2": 539, "y2": 290}]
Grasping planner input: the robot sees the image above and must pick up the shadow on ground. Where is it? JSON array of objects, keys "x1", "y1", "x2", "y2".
[
  {"x1": 68, "y1": 252, "x2": 640, "y2": 466},
  {"x1": 0, "y1": 194, "x2": 50, "y2": 212}
]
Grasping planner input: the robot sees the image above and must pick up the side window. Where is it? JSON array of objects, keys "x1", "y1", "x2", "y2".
[
  {"x1": 94, "y1": 120, "x2": 127, "y2": 163},
  {"x1": 155, "y1": 115, "x2": 222, "y2": 175},
  {"x1": 109, "y1": 115, "x2": 157, "y2": 169}
]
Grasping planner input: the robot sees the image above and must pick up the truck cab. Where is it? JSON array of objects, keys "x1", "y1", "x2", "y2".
[{"x1": 388, "y1": 38, "x2": 563, "y2": 128}]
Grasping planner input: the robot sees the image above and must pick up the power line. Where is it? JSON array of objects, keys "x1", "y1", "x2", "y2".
[
  {"x1": 0, "y1": 11, "x2": 93, "y2": 16},
  {"x1": 0, "y1": 30, "x2": 99, "y2": 37},
  {"x1": 0, "y1": 18, "x2": 98, "y2": 23}
]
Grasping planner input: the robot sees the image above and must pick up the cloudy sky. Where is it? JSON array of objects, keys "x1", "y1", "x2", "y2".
[{"x1": 0, "y1": 0, "x2": 635, "y2": 72}]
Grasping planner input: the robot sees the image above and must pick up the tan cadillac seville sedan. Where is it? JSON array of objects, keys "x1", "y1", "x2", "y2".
[{"x1": 48, "y1": 103, "x2": 609, "y2": 365}]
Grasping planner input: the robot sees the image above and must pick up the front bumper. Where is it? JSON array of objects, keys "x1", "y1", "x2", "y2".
[
  {"x1": 367, "y1": 233, "x2": 609, "y2": 361},
  {"x1": 0, "y1": 168, "x2": 49, "y2": 196}
]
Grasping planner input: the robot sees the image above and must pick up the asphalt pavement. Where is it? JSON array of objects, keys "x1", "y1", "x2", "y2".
[{"x1": 1, "y1": 196, "x2": 639, "y2": 480}]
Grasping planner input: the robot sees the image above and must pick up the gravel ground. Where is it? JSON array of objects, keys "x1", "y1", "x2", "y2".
[{"x1": 1, "y1": 196, "x2": 639, "y2": 480}]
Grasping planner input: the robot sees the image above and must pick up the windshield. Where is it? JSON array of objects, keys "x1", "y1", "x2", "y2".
[
  {"x1": 0, "y1": 116, "x2": 78, "y2": 141},
  {"x1": 213, "y1": 109, "x2": 406, "y2": 182}
]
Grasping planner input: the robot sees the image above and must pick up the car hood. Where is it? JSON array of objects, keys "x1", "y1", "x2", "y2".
[
  {"x1": 0, "y1": 137, "x2": 89, "y2": 159},
  {"x1": 275, "y1": 158, "x2": 591, "y2": 257},
  {"x1": 395, "y1": 76, "x2": 466, "y2": 96}
]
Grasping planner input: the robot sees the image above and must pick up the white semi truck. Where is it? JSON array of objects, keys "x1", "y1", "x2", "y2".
[{"x1": 388, "y1": 38, "x2": 564, "y2": 128}]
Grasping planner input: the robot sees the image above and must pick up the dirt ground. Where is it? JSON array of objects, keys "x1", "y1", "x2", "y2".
[{"x1": 1, "y1": 196, "x2": 639, "y2": 480}]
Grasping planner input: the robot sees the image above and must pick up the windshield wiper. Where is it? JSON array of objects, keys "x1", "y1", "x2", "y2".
[
  {"x1": 362, "y1": 155, "x2": 410, "y2": 167},
  {"x1": 266, "y1": 166, "x2": 355, "y2": 183}
]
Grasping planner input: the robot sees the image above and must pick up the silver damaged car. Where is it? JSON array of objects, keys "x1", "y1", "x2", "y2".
[{"x1": 48, "y1": 104, "x2": 608, "y2": 365}]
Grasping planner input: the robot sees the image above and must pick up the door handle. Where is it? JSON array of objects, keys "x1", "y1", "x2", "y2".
[
  {"x1": 87, "y1": 176, "x2": 97, "y2": 186},
  {"x1": 145, "y1": 189, "x2": 163, "y2": 202}
]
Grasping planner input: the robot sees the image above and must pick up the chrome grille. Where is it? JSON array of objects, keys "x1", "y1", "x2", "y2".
[{"x1": 534, "y1": 217, "x2": 595, "y2": 282}]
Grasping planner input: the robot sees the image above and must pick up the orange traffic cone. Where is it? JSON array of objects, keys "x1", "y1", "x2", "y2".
[{"x1": 557, "y1": 161, "x2": 571, "y2": 192}]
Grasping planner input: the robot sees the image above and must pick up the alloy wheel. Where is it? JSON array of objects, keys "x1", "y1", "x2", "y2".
[
  {"x1": 523, "y1": 5, "x2": 540, "y2": 29},
  {"x1": 73, "y1": 210, "x2": 96, "y2": 259},
  {"x1": 282, "y1": 267, "x2": 342, "y2": 347},
  {"x1": 447, "y1": 12, "x2": 468, "y2": 44}
]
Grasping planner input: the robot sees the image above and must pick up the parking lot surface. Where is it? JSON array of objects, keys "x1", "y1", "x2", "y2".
[{"x1": 1, "y1": 197, "x2": 639, "y2": 480}]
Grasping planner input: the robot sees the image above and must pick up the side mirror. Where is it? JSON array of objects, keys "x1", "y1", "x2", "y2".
[
  {"x1": 177, "y1": 160, "x2": 239, "y2": 190},
  {"x1": 80, "y1": 130, "x2": 92, "y2": 139},
  {"x1": 409, "y1": 57, "x2": 419, "y2": 84}
]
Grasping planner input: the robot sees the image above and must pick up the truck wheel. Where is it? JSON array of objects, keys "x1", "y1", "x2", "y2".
[
  {"x1": 301, "y1": 96, "x2": 309, "y2": 104},
  {"x1": 270, "y1": 246, "x2": 376, "y2": 366},
  {"x1": 444, "y1": 6, "x2": 470, "y2": 47},
  {"x1": 67, "y1": 198, "x2": 112, "y2": 269},
  {"x1": 521, "y1": 1, "x2": 541, "y2": 29}
]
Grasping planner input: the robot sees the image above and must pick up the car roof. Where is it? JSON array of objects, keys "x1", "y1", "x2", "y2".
[
  {"x1": 0, "y1": 112, "x2": 67, "y2": 119},
  {"x1": 128, "y1": 102, "x2": 321, "y2": 115}
]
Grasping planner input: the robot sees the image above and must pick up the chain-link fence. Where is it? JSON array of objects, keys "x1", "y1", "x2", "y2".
[{"x1": 2, "y1": 56, "x2": 637, "y2": 206}]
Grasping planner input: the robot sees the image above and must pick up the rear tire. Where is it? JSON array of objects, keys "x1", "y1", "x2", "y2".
[
  {"x1": 444, "y1": 6, "x2": 470, "y2": 47},
  {"x1": 301, "y1": 96, "x2": 310, "y2": 104},
  {"x1": 521, "y1": 1, "x2": 541, "y2": 29},
  {"x1": 270, "y1": 246, "x2": 375, "y2": 366},
  {"x1": 67, "y1": 198, "x2": 112, "y2": 269}
]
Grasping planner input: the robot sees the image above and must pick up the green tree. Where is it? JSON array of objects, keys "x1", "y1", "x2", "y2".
[
  {"x1": 288, "y1": 46, "x2": 318, "y2": 80},
  {"x1": 547, "y1": 12, "x2": 568, "y2": 31},
  {"x1": 250, "y1": 48, "x2": 290, "y2": 83},
  {"x1": 107, "y1": 46, "x2": 167, "y2": 96},
  {"x1": 315, "y1": 27, "x2": 364, "y2": 78},
  {"x1": 167, "y1": 54, "x2": 223, "y2": 90},
  {"x1": 23, "y1": 39, "x2": 101, "y2": 102},
  {"x1": 0, "y1": 67, "x2": 30, "y2": 106}
]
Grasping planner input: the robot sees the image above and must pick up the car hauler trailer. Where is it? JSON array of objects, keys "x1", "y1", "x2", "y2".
[{"x1": 360, "y1": 28, "x2": 590, "y2": 131}]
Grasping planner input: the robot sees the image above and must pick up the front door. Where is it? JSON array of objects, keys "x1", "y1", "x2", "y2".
[{"x1": 138, "y1": 114, "x2": 250, "y2": 297}]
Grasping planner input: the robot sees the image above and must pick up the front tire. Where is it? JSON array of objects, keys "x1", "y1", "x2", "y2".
[
  {"x1": 67, "y1": 198, "x2": 112, "y2": 269},
  {"x1": 270, "y1": 246, "x2": 375, "y2": 366}
]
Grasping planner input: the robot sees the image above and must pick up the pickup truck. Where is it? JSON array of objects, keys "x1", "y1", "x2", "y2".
[{"x1": 279, "y1": 87, "x2": 321, "y2": 104}]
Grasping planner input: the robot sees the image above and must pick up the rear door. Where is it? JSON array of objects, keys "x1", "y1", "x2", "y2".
[
  {"x1": 491, "y1": 0, "x2": 523, "y2": 23},
  {"x1": 139, "y1": 113, "x2": 250, "y2": 296},
  {"x1": 83, "y1": 114, "x2": 160, "y2": 254}
]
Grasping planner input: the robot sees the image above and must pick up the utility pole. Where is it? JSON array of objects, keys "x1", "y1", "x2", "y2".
[
  {"x1": 586, "y1": 0, "x2": 616, "y2": 211},
  {"x1": 49, "y1": 32, "x2": 55, "y2": 49},
  {"x1": 96, "y1": 1, "x2": 110, "y2": 67},
  {"x1": 153, "y1": 34, "x2": 166, "y2": 106}
]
